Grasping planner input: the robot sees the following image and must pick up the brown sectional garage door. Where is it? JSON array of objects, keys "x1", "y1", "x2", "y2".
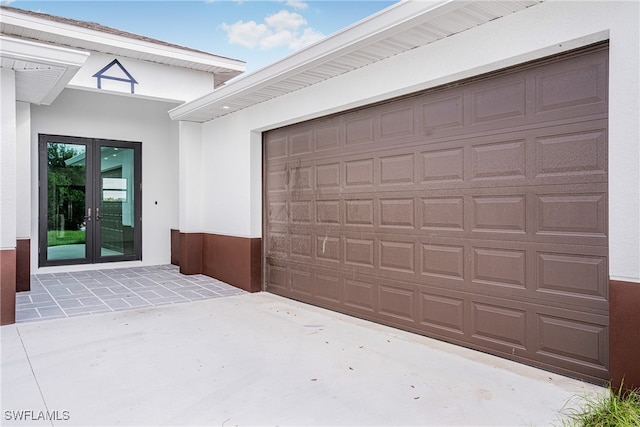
[{"x1": 264, "y1": 45, "x2": 609, "y2": 383}]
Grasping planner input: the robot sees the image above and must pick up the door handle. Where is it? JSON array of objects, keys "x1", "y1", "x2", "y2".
[
  {"x1": 96, "y1": 207, "x2": 102, "y2": 221},
  {"x1": 84, "y1": 208, "x2": 91, "y2": 221}
]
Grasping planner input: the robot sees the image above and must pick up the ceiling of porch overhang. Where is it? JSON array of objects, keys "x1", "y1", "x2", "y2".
[
  {"x1": 169, "y1": 0, "x2": 543, "y2": 123},
  {"x1": 0, "y1": 35, "x2": 89, "y2": 105}
]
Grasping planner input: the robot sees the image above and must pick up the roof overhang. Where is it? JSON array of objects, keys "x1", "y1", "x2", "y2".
[
  {"x1": 0, "y1": 6, "x2": 245, "y2": 83},
  {"x1": 169, "y1": 0, "x2": 542, "y2": 123},
  {"x1": 0, "y1": 35, "x2": 89, "y2": 105}
]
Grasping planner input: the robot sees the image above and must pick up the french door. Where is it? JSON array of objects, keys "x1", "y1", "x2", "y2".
[{"x1": 39, "y1": 135, "x2": 142, "y2": 267}]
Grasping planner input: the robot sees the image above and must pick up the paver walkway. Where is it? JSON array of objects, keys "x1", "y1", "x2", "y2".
[{"x1": 15, "y1": 265, "x2": 245, "y2": 323}]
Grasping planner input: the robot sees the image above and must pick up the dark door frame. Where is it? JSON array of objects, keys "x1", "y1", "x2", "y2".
[{"x1": 38, "y1": 134, "x2": 142, "y2": 267}]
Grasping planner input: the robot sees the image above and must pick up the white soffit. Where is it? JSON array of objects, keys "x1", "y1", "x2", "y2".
[
  {"x1": 169, "y1": 0, "x2": 543, "y2": 123},
  {"x1": 0, "y1": 6, "x2": 245, "y2": 82},
  {"x1": 0, "y1": 35, "x2": 89, "y2": 105}
]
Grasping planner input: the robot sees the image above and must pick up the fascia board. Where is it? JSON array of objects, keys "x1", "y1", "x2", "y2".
[
  {"x1": 1, "y1": 11, "x2": 245, "y2": 72},
  {"x1": 0, "y1": 35, "x2": 89, "y2": 68},
  {"x1": 169, "y1": 0, "x2": 457, "y2": 121}
]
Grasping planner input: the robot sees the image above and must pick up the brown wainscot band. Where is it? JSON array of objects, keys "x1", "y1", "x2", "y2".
[
  {"x1": 610, "y1": 279, "x2": 640, "y2": 391},
  {"x1": 16, "y1": 239, "x2": 31, "y2": 292},
  {"x1": 0, "y1": 248, "x2": 17, "y2": 326},
  {"x1": 177, "y1": 231, "x2": 261, "y2": 293},
  {"x1": 170, "y1": 229, "x2": 180, "y2": 266}
]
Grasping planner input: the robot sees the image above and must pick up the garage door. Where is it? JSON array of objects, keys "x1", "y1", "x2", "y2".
[{"x1": 264, "y1": 45, "x2": 609, "y2": 383}]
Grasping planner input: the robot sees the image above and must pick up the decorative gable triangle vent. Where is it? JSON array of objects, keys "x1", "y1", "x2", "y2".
[{"x1": 93, "y1": 59, "x2": 138, "y2": 94}]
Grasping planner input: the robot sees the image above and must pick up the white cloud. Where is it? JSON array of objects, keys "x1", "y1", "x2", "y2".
[
  {"x1": 284, "y1": 0, "x2": 308, "y2": 10},
  {"x1": 289, "y1": 27, "x2": 325, "y2": 50},
  {"x1": 259, "y1": 30, "x2": 294, "y2": 50},
  {"x1": 222, "y1": 8, "x2": 324, "y2": 51},
  {"x1": 265, "y1": 10, "x2": 306, "y2": 32},
  {"x1": 221, "y1": 20, "x2": 270, "y2": 49}
]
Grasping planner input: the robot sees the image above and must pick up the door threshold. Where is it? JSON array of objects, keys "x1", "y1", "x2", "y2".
[{"x1": 34, "y1": 260, "x2": 146, "y2": 275}]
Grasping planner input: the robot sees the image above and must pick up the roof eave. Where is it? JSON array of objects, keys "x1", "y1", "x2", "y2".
[
  {"x1": 169, "y1": 0, "x2": 544, "y2": 123},
  {"x1": 0, "y1": 35, "x2": 89, "y2": 105},
  {"x1": 0, "y1": 7, "x2": 246, "y2": 73}
]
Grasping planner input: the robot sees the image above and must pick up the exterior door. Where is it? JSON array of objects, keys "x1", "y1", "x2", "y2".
[{"x1": 39, "y1": 135, "x2": 141, "y2": 266}]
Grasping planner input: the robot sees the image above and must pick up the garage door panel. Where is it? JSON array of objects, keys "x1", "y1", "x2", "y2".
[
  {"x1": 345, "y1": 113, "x2": 376, "y2": 146},
  {"x1": 379, "y1": 197, "x2": 416, "y2": 228},
  {"x1": 535, "y1": 310, "x2": 609, "y2": 377},
  {"x1": 315, "y1": 271, "x2": 343, "y2": 304},
  {"x1": 315, "y1": 234, "x2": 341, "y2": 263},
  {"x1": 267, "y1": 263, "x2": 289, "y2": 293},
  {"x1": 344, "y1": 237, "x2": 376, "y2": 268},
  {"x1": 470, "y1": 138, "x2": 527, "y2": 181},
  {"x1": 470, "y1": 77, "x2": 528, "y2": 126},
  {"x1": 266, "y1": 135, "x2": 288, "y2": 160},
  {"x1": 534, "y1": 50, "x2": 608, "y2": 118},
  {"x1": 316, "y1": 199, "x2": 341, "y2": 225},
  {"x1": 379, "y1": 102, "x2": 416, "y2": 142},
  {"x1": 267, "y1": 166, "x2": 288, "y2": 193},
  {"x1": 471, "y1": 246, "x2": 527, "y2": 290},
  {"x1": 471, "y1": 194, "x2": 527, "y2": 234},
  {"x1": 264, "y1": 46, "x2": 609, "y2": 382},
  {"x1": 344, "y1": 157, "x2": 375, "y2": 188},
  {"x1": 470, "y1": 301, "x2": 528, "y2": 351},
  {"x1": 379, "y1": 238, "x2": 417, "y2": 274},
  {"x1": 421, "y1": 147, "x2": 465, "y2": 183},
  {"x1": 267, "y1": 200, "x2": 288, "y2": 225},
  {"x1": 378, "y1": 284, "x2": 417, "y2": 324},
  {"x1": 290, "y1": 233, "x2": 313, "y2": 259},
  {"x1": 421, "y1": 93, "x2": 465, "y2": 136},
  {"x1": 420, "y1": 290, "x2": 466, "y2": 336},
  {"x1": 290, "y1": 164, "x2": 313, "y2": 192},
  {"x1": 420, "y1": 243, "x2": 465, "y2": 281},
  {"x1": 379, "y1": 152, "x2": 416, "y2": 186},
  {"x1": 315, "y1": 162, "x2": 341, "y2": 190},
  {"x1": 344, "y1": 277, "x2": 377, "y2": 313},
  {"x1": 421, "y1": 196, "x2": 465, "y2": 231},
  {"x1": 535, "y1": 190, "x2": 607, "y2": 241},
  {"x1": 290, "y1": 200, "x2": 314, "y2": 224},
  {"x1": 267, "y1": 231, "x2": 288, "y2": 258},
  {"x1": 535, "y1": 129, "x2": 607, "y2": 179},
  {"x1": 536, "y1": 251, "x2": 608, "y2": 304},
  {"x1": 345, "y1": 198, "x2": 375, "y2": 227},
  {"x1": 315, "y1": 120, "x2": 342, "y2": 152}
]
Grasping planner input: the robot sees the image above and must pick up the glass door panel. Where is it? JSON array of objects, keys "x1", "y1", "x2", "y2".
[
  {"x1": 98, "y1": 146, "x2": 136, "y2": 258},
  {"x1": 45, "y1": 142, "x2": 89, "y2": 263}
]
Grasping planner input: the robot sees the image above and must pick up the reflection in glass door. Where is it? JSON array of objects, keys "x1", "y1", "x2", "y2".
[
  {"x1": 43, "y1": 141, "x2": 89, "y2": 263},
  {"x1": 98, "y1": 145, "x2": 137, "y2": 260},
  {"x1": 39, "y1": 135, "x2": 141, "y2": 267}
]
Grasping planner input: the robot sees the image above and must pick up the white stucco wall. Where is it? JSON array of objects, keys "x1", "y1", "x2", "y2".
[
  {"x1": 30, "y1": 88, "x2": 180, "y2": 271},
  {"x1": 68, "y1": 52, "x2": 215, "y2": 103},
  {"x1": 191, "y1": 0, "x2": 640, "y2": 282},
  {"x1": 0, "y1": 68, "x2": 17, "y2": 249},
  {"x1": 16, "y1": 102, "x2": 31, "y2": 239},
  {"x1": 178, "y1": 121, "x2": 203, "y2": 232}
]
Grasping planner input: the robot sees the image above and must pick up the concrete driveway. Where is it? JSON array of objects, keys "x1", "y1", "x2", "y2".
[{"x1": 2, "y1": 292, "x2": 604, "y2": 426}]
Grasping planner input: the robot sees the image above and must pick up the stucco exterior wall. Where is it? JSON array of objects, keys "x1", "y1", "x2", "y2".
[
  {"x1": 0, "y1": 68, "x2": 17, "y2": 249},
  {"x1": 68, "y1": 52, "x2": 216, "y2": 103},
  {"x1": 191, "y1": 0, "x2": 640, "y2": 283},
  {"x1": 29, "y1": 88, "x2": 180, "y2": 271},
  {"x1": 16, "y1": 102, "x2": 31, "y2": 240}
]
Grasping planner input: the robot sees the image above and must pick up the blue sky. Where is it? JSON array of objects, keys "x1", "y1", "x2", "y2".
[{"x1": 3, "y1": 0, "x2": 398, "y2": 72}]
